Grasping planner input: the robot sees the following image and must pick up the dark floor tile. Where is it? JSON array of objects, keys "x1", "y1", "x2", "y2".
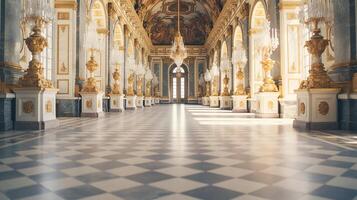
[
  {"x1": 0, "y1": 171, "x2": 23, "y2": 180},
  {"x1": 8, "y1": 161, "x2": 40, "y2": 170},
  {"x1": 103, "y1": 154, "x2": 132, "y2": 160},
  {"x1": 49, "y1": 161, "x2": 83, "y2": 170},
  {"x1": 91, "y1": 161, "x2": 127, "y2": 170},
  {"x1": 184, "y1": 172, "x2": 231, "y2": 184},
  {"x1": 278, "y1": 161, "x2": 312, "y2": 170},
  {"x1": 241, "y1": 172, "x2": 284, "y2": 184},
  {"x1": 187, "y1": 154, "x2": 217, "y2": 161},
  {"x1": 311, "y1": 185, "x2": 357, "y2": 200},
  {"x1": 76, "y1": 172, "x2": 116, "y2": 183},
  {"x1": 56, "y1": 185, "x2": 105, "y2": 199},
  {"x1": 184, "y1": 186, "x2": 242, "y2": 200},
  {"x1": 5, "y1": 185, "x2": 49, "y2": 199},
  {"x1": 127, "y1": 171, "x2": 173, "y2": 184},
  {"x1": 114, "y1": 185, "x2": 172, "y2": 200},
  {"x1": 341, "y1": 170, "x2": 357, "y2": 179},
  {"x1": 320, "y1": 160, "x2": 355, "y2": 168},
  {"x1": 65, "y1": 154, "x2": 93, "y2": 160},
  {"x1": 252, "y1": 186, "x2": 303, "y2": 200},
  {"x1": 292, "y1": 172, "x2": 334, "y2": 183},
  {"x1": 185, "y1": 162, "x2": 223, "y2": 171},
  {"x1": 137, "y1": 161, "x2": 173, "y2": 170}
]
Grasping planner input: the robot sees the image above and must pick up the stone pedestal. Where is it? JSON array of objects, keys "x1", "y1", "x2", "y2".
[
  {"x1": 110, "y1": 94, "x2": 124, "y2": 112},
  {"x1": 202, "y1": 97, "x2": 210, "y2": 106},
  {"x1": 197, "y1": 97, "x2": 202, "y2": 105},
  {"x1": 209, "y1": 96, "x2": 219, "y2": 108},
  {"x1": 126, "y1": 96, "x2": 137, "y2": 110},
  {"x1": 219, "y1": 96, "x2": 231, "y2": 110},
  {"x1": 279, "y1": 98, "x2": 297, "y2": 118},
  {"x1": 155, "y1": 98, "x2": 160, "y2": 104},
  {"x1": 232, "y1": 95, "x2": 248, "y2": 113},
  {"x1": 0, "y1": 93, "x2": 15, "y2": 131},
  {"x1": 294, "y1": 88, "x2": 340, "y2": 130},
  {"x1": 145, "y1": 97, "x2": 152, "y2": 107},
  {"x1": 80, "y1": 91, "x2": 104, "y2": 118},
  {"x1": 256, "y1": 92, "x2": 280, "y2": 118},
  {"x1": 136, "y1": 96, "x2": 144, "y2": 108},
  {"x1": 13, "y1": 88, "x2": 59, "y2": 130},
  {"x1": 151, "y1": 98, "x2": 155, "y2": 105}
]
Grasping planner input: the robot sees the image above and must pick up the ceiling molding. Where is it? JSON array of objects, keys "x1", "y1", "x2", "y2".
[{"x1": 150, "y1": 45, "x2": 207, "y2": 57}]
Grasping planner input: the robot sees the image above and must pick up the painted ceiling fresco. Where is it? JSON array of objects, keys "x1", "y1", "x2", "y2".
[{"x1": 132, "y1": 0, "x2": 227, "y2": 45}]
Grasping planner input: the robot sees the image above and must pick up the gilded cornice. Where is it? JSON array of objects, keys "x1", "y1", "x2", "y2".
[
  {"x1": 150, "y1": 46, "x2": 207, "y2": 57},
  {"x1": 110, "y1": 0, "x2": 152, "y2": 51},
  {"x1": 279, "y1": 1, "x2": 302, "y2": 10},
  {"x1": 204, "y1": 0, "x2": 247, "y2": 52}
]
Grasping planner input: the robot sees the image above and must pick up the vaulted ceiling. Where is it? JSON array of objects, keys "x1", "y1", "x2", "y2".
[{"x1": 132, "y1": 0, "x2": 227, "y2": 45}]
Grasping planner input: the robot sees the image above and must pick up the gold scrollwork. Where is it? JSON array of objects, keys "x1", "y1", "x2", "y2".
[
  {"x1": 45, "y1": 100, "x2": 52, "y2": 113},
  {"x1": 318, "y1": 101, "x2": 329, "y2": 116},
  {"x1": 23, "y1": 101, "x2": 34, "y2": 113},
  {"x1": 86, "y1": 99, "x2": 93, "y2": 109}
]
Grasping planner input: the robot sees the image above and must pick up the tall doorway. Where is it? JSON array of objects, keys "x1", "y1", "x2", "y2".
[{"x1": 170, "y1": 64, "x2": 188, "y2": 103}]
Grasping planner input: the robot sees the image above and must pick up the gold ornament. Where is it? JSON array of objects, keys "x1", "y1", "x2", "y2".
[
  {"x1": 318, "y1": 101, "x2": 329, "y2": 115},
  {"x1": 86, "y1": 99, "x2": 93, "y2": 109},
  {"x1": 299, "y1": 18, "x2": 332, "y2": 89},
  {"x1": 127, "y1": 74, "x2": 135, "y2": 96},
  {"x1": 234, "y1": 66, "x2": 246, "y2": 95},
  {"x1": 23, "y1": 101, "x2": 34, "y2": 113},
  {"x1": 45, "y1": 100, "x2": 52, "y2": 113},
  {"x1": 205, "y1": 82, "x2": 210, "y2": 97},
  {"x1": 268, "y1": 101, "x2": 274, "y2": 110},
  {"x1": 221, "y1": 74, "x2": 230, "y2": 96},
  {"x1": 82, "y1": 55, "x2": 100, "y2": 92},
  {"x1": 260, "y1": 57, "x2": 278, "y2": 92},
  {"x1": 111, "y1": 67, "x2": 121, "y2": 95},
  {"x1": 145, "y1": 81, "x2": 151, "y2": 97},
  {"x1": 18, "y1": 21, "x2": 53, "y2": 89},
  {"x1": 137, "y1": 77, "x2": 143, "y2": 96}
]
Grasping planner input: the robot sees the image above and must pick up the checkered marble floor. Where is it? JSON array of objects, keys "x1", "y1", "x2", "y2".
[{"x1": 1, "y1": 104, "x2": 357, "y2": 200}]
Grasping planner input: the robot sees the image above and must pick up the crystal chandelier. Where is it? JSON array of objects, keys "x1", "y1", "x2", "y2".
[{"x1": 170, "y1": 0, "x2": 187, "y2": 72}]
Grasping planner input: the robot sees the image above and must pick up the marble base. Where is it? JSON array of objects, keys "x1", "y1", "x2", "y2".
[
  {"x1": 145, "y1": 97, "x2": 152, "y2": 107},
  {"x1": 126, "y1": 96, "x2": 137, "y2": 110},
  {"x1": 13, "y1": 88, "x2": 59, "y2": 130},
  {"x1": 197, "y1": 97, "x2": 202, "y2": 105},
  {"x1": 151, "y1": 98, "x2": 155, "y2": 105},
  {"x1": 202, "y1": 97, "x2": 210, "y2": 106},
  {"x1": 155, "y1": 98, "x2": 160, "y2": 104},
  {"x1": 256, "y1": 92, "x2": 280, "y2": 118},
  {"x1": 0, "y1": 93, "x2": 15, "y2": 131},
  {"x1": 248, "y1": 98, "x2": 257, "y2": 113},
  {"x1": 136, "y1": 96, "x2": 144, "y2": 108},
  {"x1": 209, "y1": 96, "x2": 219, "y2": 108},
  {"x1": 232, "y1": 95, "x2": 248, "y2": 113},
  {"x1": 110, "y1": 94, "x2": 124, "y2": 112},
  {"x1": 219, "y1": 96, "x2": 231, "y2": 110},
  {"x1": 294, "y1": 88, "x2": 340, "y2": 130},
  {"x1": 80, "y1": 91, "x2": 104, "y2": 118}
]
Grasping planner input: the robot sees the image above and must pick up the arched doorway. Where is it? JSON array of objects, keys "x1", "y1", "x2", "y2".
[
  {"x1": 249, "y1": 0, "x2": 267, "y2": 97},
  {"x1": 169, "y1": 64, "x2": 188, "y2": 103}
]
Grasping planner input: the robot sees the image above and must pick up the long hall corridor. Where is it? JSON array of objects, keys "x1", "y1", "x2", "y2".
[{"x1": 0, "y1": 105, "x2": 357, "y2": 200}]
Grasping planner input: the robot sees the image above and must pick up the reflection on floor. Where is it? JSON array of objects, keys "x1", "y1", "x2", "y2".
[{"x1": 0, "y1": 104, "x2": 357, "y2": 200}]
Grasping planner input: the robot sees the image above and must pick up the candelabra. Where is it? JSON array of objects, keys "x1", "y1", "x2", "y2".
[
  {"x1": 145, "y1": 69, "x2": 153, "y2": 97},
  {"x1": 232, "y1": 43, "x2": 248, "y2": 95},
  {"x1": 299, "y1": 0, "x2": 334, "y2": 89},
  {"x1": 220, "y1": 58, "x2": 231, "y2": 96},
  {"x1": 256, "y1": 19, "x2": 279, "y2": 92},
  {"x1": 136, "y1": 63, "x2": 146, "y2": 97},
  {"x1": 127, "y1": 57, "x2": 136, "y2": 96},
  {"x1": 19, "y1": 0, "x2": 54, "y2": 89},
  {"x1": 82, "y1": 20, "x2": 101, "y2": 92},
  {"x1": 204, "y1": 70, "x2": 212, "y2": 97},
  {"x1": 210, "y1": 64, "x2": 219, "y2": 96},
  {"x1": 112, "y1": 66, "x2": 121, "y2": 95}
]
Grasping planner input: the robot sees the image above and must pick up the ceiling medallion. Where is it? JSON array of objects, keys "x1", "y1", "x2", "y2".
[{"x1": 170, "y1": 0, "x2": 187, "y2": 73}]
